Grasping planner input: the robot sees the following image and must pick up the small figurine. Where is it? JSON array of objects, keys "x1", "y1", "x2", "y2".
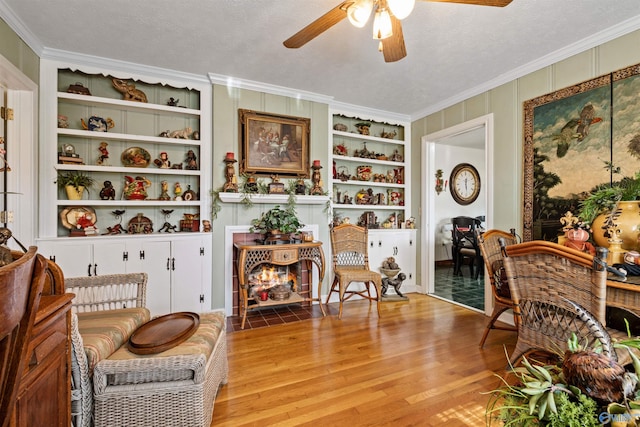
[
  {"x1": 169, "y1": 127, "x2": 192, "y2": 139},
  {"x1": 202, "y1": 220, "x2": 212, "y2": 232},
  {"x1": 0, "y1": 228, "x2": 13, "y2": 266},
  {"x1": 295, "y1": 177, "x2": 307, "y2": 195},
  {"x1": 382, "y1": 273, "x2": 407, "y2": 298},
  {"x1": 112, "y1": 78, "x2": 148, "y2": 102},
  {"x1": 58, "y1": 115, "x2": 69, "y2": 128},
  {"x1": 102, "y1": 209, "x2": 126, "y2": 235},
  {"x1": 185, "y1": 149, "x2": 198, "y2": 170},
  {"x1": 158, "y1": 209, "x2": 177, "y2": 233},
  {"x1": 222, "y1": 152, "x2": 238, "y2": 192},
  {"x1": 123, "y1": 176, "x2": 150, "y2": 200},
  {"x1": 159, "y1": 180, "x2": 171, "y2": 200},
  {"x1": 166, "y1": 97, "x2": 179, "y2": 106},
  {"x1": 99, "y1": 180, "x2": 116, "y2": 200},
  {"x1": 97, "y1": 142, "x2": 109, "y2": 165},
  {"x1": 310, "y1": 160, "x2": 324, "y2": 195},
  {"x1": 154, "y1": 151, "x2": 171, "y2": 168},
  {"x1": 174, "y1": 182, "x2": 183, "y2": 200}
]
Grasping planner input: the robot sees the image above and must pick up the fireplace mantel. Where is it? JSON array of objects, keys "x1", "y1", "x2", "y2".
[{"x1": 218, "y1": 193, "x2": 329, "y2": 204}]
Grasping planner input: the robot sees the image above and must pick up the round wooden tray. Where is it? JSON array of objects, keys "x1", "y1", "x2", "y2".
[{"x1": 128, "y1": 312, "x2": 200, "y2": 355}]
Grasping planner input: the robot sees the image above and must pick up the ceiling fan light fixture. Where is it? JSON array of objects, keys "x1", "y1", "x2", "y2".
[
  {"x1": 372, "y1": 8, "x2": 393, "y2": 40},
  {"x1": 347, "y1": 0, "x2": 374, "y2": 28},
  {"x1": 387, "y1": 0, "x2": 415, "y2": 20}
]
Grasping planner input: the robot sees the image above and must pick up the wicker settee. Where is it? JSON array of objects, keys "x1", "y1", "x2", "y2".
[{"x1": 65, "y1": 273, "x2": 228, "y2": 427}]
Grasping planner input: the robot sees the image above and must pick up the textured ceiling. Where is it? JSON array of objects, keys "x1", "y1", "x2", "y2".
[{"x1": 3, "y1": 0, "x2": 640, "y2": 118}]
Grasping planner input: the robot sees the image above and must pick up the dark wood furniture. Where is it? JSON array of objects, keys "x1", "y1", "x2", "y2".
[
  {"x1": 451, "y1": 216, "x2": 483, "y2": 278},
  {"x1": 7, "y1": 255, "x2": 74, "y2": 427},
  {"x1": 235, "y1": 241, "x2": 325, "y2": 329}
]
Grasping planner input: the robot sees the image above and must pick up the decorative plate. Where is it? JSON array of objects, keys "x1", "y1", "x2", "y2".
[
  {"x1": 60, "y1": 206, "x2": 97, "y2": 230},
  {"x1": 121, "y1": 147, "x2": 151, "y2": 168}
]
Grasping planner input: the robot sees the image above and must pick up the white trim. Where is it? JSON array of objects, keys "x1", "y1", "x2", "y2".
[
  {"x1": 421, "y1": 114, "x2": 494, "y2": 315},
  {"x1": 208, "y1": 73, "x2": 333, "y2": 105},
  {"x1": 218, "y1": 193, "x2": 329, "y2": 205}
]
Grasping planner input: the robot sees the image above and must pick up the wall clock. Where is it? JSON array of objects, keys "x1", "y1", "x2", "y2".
[{"x1": 449, "y1": 163, "x2": 481, "y2": 205}]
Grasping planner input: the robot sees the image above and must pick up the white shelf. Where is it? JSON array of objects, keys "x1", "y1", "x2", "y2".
[
  {"x1": 218, "y1": 193, "x2": 329, "y2": 205},
  {"x1": 58, "y1": 128, "x2": 202, "y2": 146},
  {"x1": 332, "y1": 129, "x2": 405, "y2": 146},
  {"x1": 55, "y1": 163, "x2": 201, "y2": 176},
  {"x1": 330, "y1": 179, "x2": 405, "y2": 189},
  {"x1": 58, "y1": 92, "x2": 201, "y2": 117},
  {"x1": 56, "y1": 199, "x2": 201, "y2": 207},
  {"x1": 332, "y1": 154, "x2": 404, "y2": 167},
  {"x1": 332, "y1": 204, "x2": 404, "y2": 210}
]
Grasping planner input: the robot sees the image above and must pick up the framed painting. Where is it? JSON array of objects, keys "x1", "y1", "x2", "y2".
[
  {"x1": 239, "y1": 109, "x2": 310, "y2": 177},
  {"x1": 523, "y1": 63, "x2": 640, "y2": 241}
]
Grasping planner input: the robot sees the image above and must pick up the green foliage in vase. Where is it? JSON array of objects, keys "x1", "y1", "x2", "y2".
[
  {"x1": 250, "y1": 205, "x2": 303, "y2": 235},
  {"x1": 57, "y1": 171, "x2": 95, "y2": 191},
  {"x1": 578, "y1": 165, "x2": 640, "y2": 224}
]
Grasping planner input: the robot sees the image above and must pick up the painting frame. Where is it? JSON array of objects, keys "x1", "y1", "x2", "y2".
[
  {"x1": 239, "y1": 109, "x2": 311, "y2": 178},
  {"x1": 522, "y1": 62, "x2": 640, "y2": 242}
]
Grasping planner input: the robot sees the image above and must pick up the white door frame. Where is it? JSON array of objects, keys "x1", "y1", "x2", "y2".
[
  {"x1": 0, "y1": 54, "x2": 38, "y2": 250},
  {"x1": 420, "y1": 114, "x2": 494, "y2": 315}
]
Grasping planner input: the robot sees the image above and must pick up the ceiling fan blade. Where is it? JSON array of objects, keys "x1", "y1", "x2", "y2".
[
  {"x1": 422, "y1": 0, "x2": 512, "y2": 6},
  {"x1": 381, "y1": 15, "x2": 406, "y2": 63},
  {"x1": 283, "y1": 2, "x2": 351, "y2": 48}
]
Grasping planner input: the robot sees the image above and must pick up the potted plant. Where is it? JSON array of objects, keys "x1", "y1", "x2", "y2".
[
  {"x1": 577, "y1": 169, "x2": 640, "y2": 249},
  {"x1": 250, "y1": 205, "x2": 303, "y2": 237},
  {"x1": 57, "y1": 170, "x2": 95, "y2": 200}
]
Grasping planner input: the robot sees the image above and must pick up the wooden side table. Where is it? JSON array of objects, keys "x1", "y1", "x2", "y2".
[{"x1": 234, "y1": 241, "x2": 325, "y2": 329}]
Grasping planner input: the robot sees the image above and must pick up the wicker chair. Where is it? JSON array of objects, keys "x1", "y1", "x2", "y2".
[
  {"x1": 500, "y1": 239, "x2": 630, "y2": 365},
  {"x1": 477, "y1": 229, "x2": 519, "y2": 348},
  {"x1": 327, "y1": 223, "x2": 382, "y2": 319}
]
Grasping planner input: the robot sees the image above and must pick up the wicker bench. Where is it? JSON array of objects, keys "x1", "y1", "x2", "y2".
[
  {"x1": 92, "y1": 311, "x2": 228, "y2": 427},
  {"x1": 65, "y1": 273, "x2": 227, "y2": 427}
]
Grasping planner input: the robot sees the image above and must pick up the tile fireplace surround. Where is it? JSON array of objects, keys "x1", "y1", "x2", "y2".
[{"x1": 224, "y1": 224, "x2": 322, "y2": 320}]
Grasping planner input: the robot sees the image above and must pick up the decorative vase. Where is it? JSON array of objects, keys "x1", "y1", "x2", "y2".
[
  {"x1": 591, "y1": 201, "x2": 640, "y2": 250},
  {"x1": 65, "y1": 185, "x2": 84, "y2": 200}
]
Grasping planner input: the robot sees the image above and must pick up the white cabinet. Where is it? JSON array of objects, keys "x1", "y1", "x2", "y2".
[
  {"x1": 368, "y1": 229, "x2": 417, "y2": 293},
  {"x1": 329, "y1": 109, "x2": 411, "y2": 229},
  {"x1": 37, "y1": 234, "x2": 212, "y2": 317}
]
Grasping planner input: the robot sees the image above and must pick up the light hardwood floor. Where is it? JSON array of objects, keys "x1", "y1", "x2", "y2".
[{"x1": 211, "y1": 294, "x2": 517, "y2": 426}]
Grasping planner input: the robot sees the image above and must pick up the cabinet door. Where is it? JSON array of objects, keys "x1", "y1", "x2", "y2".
[
  {"x1": 138, "y1": 240, "x2": 172, "y2": 317},
  {"x1": 171, "y1": 238, "x2": 208, "y2": 313},
  {"x1": 37, "y1": 241, "x2": 94, "y2": 278},
  {"x1": 92, "y1": 241, "x2": 128, "y2": 276},
  {"x1": 368, "y1": 230, "x2": 417, "y2": 291}
]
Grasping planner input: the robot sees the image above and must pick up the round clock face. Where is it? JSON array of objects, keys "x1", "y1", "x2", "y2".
[{"x1": 450, "y1": 163, "x2": 481, "y2": 205}]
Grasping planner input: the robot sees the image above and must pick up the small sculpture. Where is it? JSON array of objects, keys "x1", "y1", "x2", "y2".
[
  {"x1": 174, "y1": 182, "x2": 183, "y2": 200},
  {"x1": 222, "y1": 152, "x2": 238, "y2": 192},
  {"x1": 185, "y1": 150, "x2": 198, "y2": 170},
  {"x1": 159, "y1": 180, "x2": 171, "y2": 200},
  {"x1": 111, "y1": 78, "x2": 148, "y2": 102},
  {"x1": 103, "y1": 210, "x2": 126, "y2": 235},
  {"x1": 166, "y1": 97, "x2": 179, "y2": 106},
  {"x1": 310, "y1": 160, "x2": 324, "y2": 195},
  {"x1": 169, "y1": 127, "x2": 193, "y2": 139},
  {"x1": 97, "y1": 142, "x2": 109, "y2": 165},
  {"x1": 99, "y1": 180, "x2": 116, "y2": 200},
  {"x1": 58, "y1": 115, "x2": 69, "y2": 128},
  {"x1": 154, "y1": 151, "x2": 171, "y2": 168},
  {"x1": 0, "y1": 228, "x2": 13, "y2": 266},
  {"x1": 123, "y1": 176, "x2": 150, "y2": 200},
  {"x1": 295, "y1": 177, "x2": 307, "y2": 195},
  {"x1": 81, "y1": 116, "x2": 115, "y2": 132},
  {"x1": 202, "y1": 220, "x2": 212, "y2": 232},
  {"x1": 382, "y1": 273, "x2": 407, "y2": 298},
  {"x1": 158, "y1": 209, "x2": 177, "y2": 233}
]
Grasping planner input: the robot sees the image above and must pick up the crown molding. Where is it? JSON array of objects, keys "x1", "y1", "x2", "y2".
[
  {"x1": 0, "y1": 1, "x2": 44, "y2": 55},
  {"x1": 410, "y1": 15, "x2": 640, "y2": 121},
  {"x1": 208, "y1": 73, "x2": 333, "y2": 105}
]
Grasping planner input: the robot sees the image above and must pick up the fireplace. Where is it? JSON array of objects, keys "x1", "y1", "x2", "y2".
[{"x1": 225, "y1": 225, "x2": 320, "y2": 317}]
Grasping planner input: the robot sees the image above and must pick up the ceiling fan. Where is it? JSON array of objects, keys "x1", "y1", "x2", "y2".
[{"x1": 283, "y1": 0, "x2": 512, "y2": 63}]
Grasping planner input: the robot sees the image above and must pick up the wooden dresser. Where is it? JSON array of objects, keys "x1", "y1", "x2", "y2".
[{"x1": 8, "y1": 258, "x2": 74, "y2": 427}]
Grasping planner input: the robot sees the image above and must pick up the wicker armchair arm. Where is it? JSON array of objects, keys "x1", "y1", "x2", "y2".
[{"x1": 93, "y1": 353, "x2": 207, "y2": 394}]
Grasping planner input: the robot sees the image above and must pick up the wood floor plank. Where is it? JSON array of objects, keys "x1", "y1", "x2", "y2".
[{"x1": 212, "y1": 294, "x2": 516, "y2": 426}]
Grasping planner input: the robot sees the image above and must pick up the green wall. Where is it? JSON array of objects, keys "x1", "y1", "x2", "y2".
[{"x1": 0, "y1": 17, "x2": 39, "y2": 83}]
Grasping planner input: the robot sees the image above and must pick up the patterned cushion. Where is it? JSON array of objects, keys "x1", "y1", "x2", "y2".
[
  {"x1": 77, "y1": 307, "x2": 151, "y2": 375},
  {"x1": 107, "y1": 311, "x2": 225, "y2": 362}
]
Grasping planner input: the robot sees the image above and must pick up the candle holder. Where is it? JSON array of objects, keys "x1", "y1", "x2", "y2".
[
  {"x1": 310, "y1": 161, "x2": 323, "y2": 195},
  {"x1": 222, "y1": 152, "x2": 238, "y2": 192}
]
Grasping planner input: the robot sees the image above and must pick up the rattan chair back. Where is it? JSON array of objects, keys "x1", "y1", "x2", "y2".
[
  {"x1": 499, "y1": 239, "x2": 614, "y2": 363},
  {"x1": 328, "y1": 224, "x2": 381, "y2": 319},
  {"x1": 476, "y1": 229, "x2": 519, "y2": 347}
]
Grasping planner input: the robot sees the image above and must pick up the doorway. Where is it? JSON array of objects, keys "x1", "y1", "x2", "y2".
[{"x1": 420, "y1": 114, "x2": 494, "y2": 314}]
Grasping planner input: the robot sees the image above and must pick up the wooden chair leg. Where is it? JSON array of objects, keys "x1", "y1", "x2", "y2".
[{"x1": 479, "y1": 305, "x2": 515, "y2": 348}]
